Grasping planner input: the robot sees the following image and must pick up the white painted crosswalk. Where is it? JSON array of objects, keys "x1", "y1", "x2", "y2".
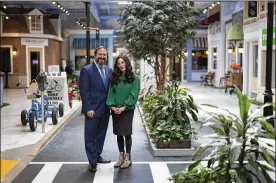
[
  {"x1": 26, "y1": 161, "x2": 275, "y2": 183},
  {"x1": 32, "y1": 163, "x2": 63, "y2": 183}
]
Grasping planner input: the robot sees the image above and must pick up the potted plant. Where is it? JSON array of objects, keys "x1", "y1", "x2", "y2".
[
  {"x1": 171, "y1": 86, "x2": 275, "y2": 183},
  {"x1": 142, "y1": 81, "x2": 198, "y2": 148}
]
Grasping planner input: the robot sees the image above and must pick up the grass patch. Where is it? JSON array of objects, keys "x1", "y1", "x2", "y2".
[{"x1": 0, "y1": 103, "x2": 10, "y2": 108}]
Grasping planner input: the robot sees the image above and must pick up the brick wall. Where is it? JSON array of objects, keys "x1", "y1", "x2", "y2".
[
  {"x1": 45, "y1": 39, "x2": 61, "y2": 72},
  {"x1": 0, "y1": 37, "x2": 27, "y2": 74},
  {"x1": 1, "y1": 37, "x2": 61, "y2": 87}
]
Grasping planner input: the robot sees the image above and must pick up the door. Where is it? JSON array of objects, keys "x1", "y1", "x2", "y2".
[
  {"x1": 251, "y1": 44, "x2": 258, "y2": 93},
  {"x1": 30, "y1": 52, "x2": 40, "y2": 80},
  {"x1": 28, "y1": 48, "x2": 43, "y2": 83}
]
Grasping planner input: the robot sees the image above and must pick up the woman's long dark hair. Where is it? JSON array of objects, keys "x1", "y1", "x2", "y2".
[{"x1": 110, "y1": 55, "x2": 135, "y2": 87}]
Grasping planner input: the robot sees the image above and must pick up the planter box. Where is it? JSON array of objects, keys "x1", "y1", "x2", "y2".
[
  {"x1": 137, "y1": 102, "x2": 195, "y2": 156},
  {"x1": 156, "y1": 139, "x2": 191, "y2": 149}
]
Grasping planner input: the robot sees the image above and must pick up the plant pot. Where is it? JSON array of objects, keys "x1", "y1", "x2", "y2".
[{"x1": 156, "y1": 139, "x2": 191, "y2": 149}]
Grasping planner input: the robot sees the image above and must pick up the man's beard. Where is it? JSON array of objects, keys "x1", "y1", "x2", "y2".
[{"x1": 96, "y1": 58, "x2": 106, "y2": 66}]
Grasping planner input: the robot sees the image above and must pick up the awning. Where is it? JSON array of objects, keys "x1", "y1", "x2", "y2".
[
  {"x1": 227, "y1": 24, "x2": 244, "y2": 41},
  {"x1": 193, "y1": 38, "x2": 208, "y2": 48},
  {"x1": 198, "y1": 12, "x2": 220, "y2": 25},
  {"x1": 72, "y1": 38, "x2": 108, "y2": 49}
]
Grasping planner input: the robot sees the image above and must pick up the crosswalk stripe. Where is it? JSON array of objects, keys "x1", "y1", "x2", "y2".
[
  {"x1": 93, "y1": 164, "x2": 114, "y2": 183},
  {"x1": 31, "y1": 163, "x2": 62, "y2": 183},
  {"x1": 149, "y1": 162, "x2": 172, "y2": 183}
]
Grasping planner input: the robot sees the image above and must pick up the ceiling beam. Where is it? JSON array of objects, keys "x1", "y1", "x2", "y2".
[
  {"x1": 90, "y1": 2, "x2": 100, "y2": 24},
  {"x1": 105, "y1": 2, "x2": 111, "y2": 16}
]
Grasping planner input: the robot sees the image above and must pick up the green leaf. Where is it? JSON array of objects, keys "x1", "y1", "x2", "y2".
[
  {"x1": 260, "y1": 147, "x2": 274, "y2": 164},
  {"x1": 259, "y1": 165, "x2": 273, "y2": 183},
  {"x1": 188, "y1": 160, "x2": 201, "y2": 171},
  {"x1": 192, "y1": 146, "x2": 210, "y2": 160},
  {"x1": 202, "y1": 104, "x2": 219, "y2": 108}
]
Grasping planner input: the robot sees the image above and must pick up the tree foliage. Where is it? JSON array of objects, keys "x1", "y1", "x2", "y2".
[{"x1": 119, "y1": 1, "x2": 199, "y2": 90}]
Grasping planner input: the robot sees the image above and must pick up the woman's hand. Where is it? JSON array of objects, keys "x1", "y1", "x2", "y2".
[
  {"x1": 111, "y1": 107, "x2": 120, "y2": 114},
  {"x1": 112, "y1": 106, "x2": 126, "y2": 114}
]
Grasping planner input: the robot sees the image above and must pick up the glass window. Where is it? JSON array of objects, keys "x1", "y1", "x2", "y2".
[
  {"x1": 31, "y1": 16, "x2": 42, "y2": 31},
  {"x1": 75, "y1": 56, "x2": 94, "y2": 70},
  {"x1": 0, "y1": 47, "x2": 11, "y2": 72},
  {"x1": 212, "y1": 48, "x2": 217, "y2": 69},
  {"x1": 253, "y1": 45, "x2": 258, "y2": 77},
  {"x1": 191, "y1": 50, "x2": 208, "y2": 70}
]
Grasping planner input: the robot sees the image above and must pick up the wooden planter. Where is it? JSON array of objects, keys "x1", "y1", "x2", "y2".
[{"x1": 156, "y1": 139, "x2": 191, "y2": 149}]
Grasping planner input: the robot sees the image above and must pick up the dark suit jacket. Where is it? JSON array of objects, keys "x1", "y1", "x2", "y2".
[{"x1": 79, "y1": 62, "x2": 112, "y2": 118}]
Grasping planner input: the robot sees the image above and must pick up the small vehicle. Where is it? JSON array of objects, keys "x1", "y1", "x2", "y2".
[
  {"x1": 20, "y1": 93, "x2": 59, "y2": 131},
  {"x1": 19, "y1": 79, "x2": 64, "y2": 131}
]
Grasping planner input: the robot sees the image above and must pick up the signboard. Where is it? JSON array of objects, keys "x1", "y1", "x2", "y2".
[
  {"x1": 21, "y1": 38, "x2": 48, "y2": 46},
  {"x1": 262, "y1": 27, "x2": 276, "y2": 46},
  {"x1": 48, "y1": 65, "x2": 60, "y2": 75},
  {"x1": 46, "y1": 72, "x2": 69, "y2": 113}
]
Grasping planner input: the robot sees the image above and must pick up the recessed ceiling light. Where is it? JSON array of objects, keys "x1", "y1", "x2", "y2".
[
  {"x1": 3, "y1": 5, "x2": 7, "y2": 9},
  {"x1": 52, "y1": 1, "x2": 56, "y2": 4},
  {"x1": 5, "y1": 16, "x2": 9, "y2": 20}
]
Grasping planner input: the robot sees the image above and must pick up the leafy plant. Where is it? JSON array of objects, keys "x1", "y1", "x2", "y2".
[
  {"x1": 119, "y1": 1, "x2": 199, "y2": 90},
  {"x1": 142, "y1": 81, "x2": 198, "y2": 142},
  {"x1": 171, "y1": 86, "x2": 276, "y2": 183}
]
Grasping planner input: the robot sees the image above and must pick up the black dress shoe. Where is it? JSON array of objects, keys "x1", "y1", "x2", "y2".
[
  {"x1": 88, "y1": 163, "x2": 97, "y2": 172},
  {"x1": 97, "y1": 157, "x2": 111, "y2": 163}
]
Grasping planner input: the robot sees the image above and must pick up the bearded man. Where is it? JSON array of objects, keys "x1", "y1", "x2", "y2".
[{"x1": 79, "y1": 46, "x2": 112, "y2": 172}]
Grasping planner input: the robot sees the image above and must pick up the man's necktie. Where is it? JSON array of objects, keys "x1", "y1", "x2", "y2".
[{"x1": 99, "y1": 67, "x2": 107, "y2": 88}]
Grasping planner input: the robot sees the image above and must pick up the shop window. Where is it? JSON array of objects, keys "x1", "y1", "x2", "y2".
[
  {"x1": 253, "y1": 45, "x2": 258, "y2": 77},
  {"x1": 75, "y1": 56, "x2": 94, "y2": 70},
  {"x1": 212, "y1": 48, "x2": 217, "y2": 69},
  {"x1": 31, "y1": 16, "x2": 42, "y2": 32},
  {"x1": 192, "y1": 50, "x2": 208, "y2": 70},
  {"x1": 262, "y1": 51, "x2": 275, "y2": 88},
  {"x1": 0, "y1": 47, "x2": 11, "y2": 73}
]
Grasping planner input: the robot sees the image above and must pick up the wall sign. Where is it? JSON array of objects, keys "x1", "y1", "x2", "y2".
[
  {"x1": 262, "y1": 27, "x2": 276, "y2": 46},
  {"x1": 48, "y1": 65, "x2": 60, "y2": 75},
  {"x1": 46, "y1": 72, "x2": 69, "y2": 113},
  {"x1": 21, "y1": 38, "x2": 48, "y2": 46}
]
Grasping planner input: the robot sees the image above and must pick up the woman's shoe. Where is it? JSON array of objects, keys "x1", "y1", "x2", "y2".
[
  {"x1": 120, "y1": 153, "x2": 132, "y2": 169},
  {"x1": 114, "y1": 152, "x2": 124, "y2": 168}
]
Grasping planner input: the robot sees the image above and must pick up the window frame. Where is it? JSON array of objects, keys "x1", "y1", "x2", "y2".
[{"x1": 29, "y1": 15, "x2": 43, "y2": 34}]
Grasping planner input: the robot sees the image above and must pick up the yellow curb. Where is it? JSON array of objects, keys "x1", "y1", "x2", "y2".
[
  {"x1": 28, "y1": 102, "x2": 82, "y2": 156},
  {"x1": 1, "y1": 160, "x2": 19, "y2": 178}
]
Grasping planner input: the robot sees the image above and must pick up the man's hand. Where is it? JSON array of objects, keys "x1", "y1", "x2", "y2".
[{"x1": 87, "y1": 110, "x2": 95, "y2": 118}]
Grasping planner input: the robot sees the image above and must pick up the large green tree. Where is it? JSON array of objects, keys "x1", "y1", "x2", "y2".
[{"x1": 119, "y1": 1, "x2": 199, "y2": 90}]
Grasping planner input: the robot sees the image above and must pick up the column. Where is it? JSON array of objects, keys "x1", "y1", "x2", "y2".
[
  {"x1": 219, "y1": 3, "x2": 226, "y2": 79},
  {"x1": 86, "y1": 2, "x2": 91, "y2": 65}
]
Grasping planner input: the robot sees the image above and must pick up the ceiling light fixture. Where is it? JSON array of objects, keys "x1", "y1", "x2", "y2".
[
  {"x1": 3, "y1": 5, "x2": 7, "y2": 9},
  {"x1": 52, "y1": 1, "x2": 56, "y2": 4},
  {"x1": 118, "y1": 1, "x2": 132, "y2": 5}
]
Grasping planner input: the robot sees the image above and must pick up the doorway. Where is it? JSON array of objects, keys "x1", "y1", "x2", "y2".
[
  {"x1": 28, "y1": 48, "x2": 43, "y2": 83},
  {"x1": 251, "y1": 43, "x2": 258, "y2": 93},
  {"x1": 30, "y1": 52, "x2": 40, "y2": 80}
]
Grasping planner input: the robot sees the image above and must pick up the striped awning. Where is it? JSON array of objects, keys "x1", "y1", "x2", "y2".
[
  {"x1": 193, "y1": 38, "x2": 208, "y2": 48},
  {"x1": 72, "y1": 38, "x2": 108, "y2": 49}
]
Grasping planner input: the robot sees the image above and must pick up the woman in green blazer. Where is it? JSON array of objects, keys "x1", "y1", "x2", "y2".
[{"x1": 106, "y1": 55, "x2": 140, "y2": 169}]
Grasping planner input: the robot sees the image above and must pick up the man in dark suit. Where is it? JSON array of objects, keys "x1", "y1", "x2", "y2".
[{"x1": 79, "y1": 46, "x2": 112, "y2": 172}]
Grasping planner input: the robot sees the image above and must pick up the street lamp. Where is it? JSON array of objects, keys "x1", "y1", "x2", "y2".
[{"x1": 263, "y1": 1, "x2": 274, "y2": 127}]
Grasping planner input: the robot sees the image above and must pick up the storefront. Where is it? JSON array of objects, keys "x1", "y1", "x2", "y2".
[
  {"x1": 187, "y1": 37, "x2": 208, "y2": 82},
  {"x1": 243, "y1": 2, "x2": 276, "y2": 102},
  {"x1": 0, "y1": 8, "x2": 62, "y2": 88},
  {"x1": 68, "y1": 30, "x2": 114, "y2": 76}
]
